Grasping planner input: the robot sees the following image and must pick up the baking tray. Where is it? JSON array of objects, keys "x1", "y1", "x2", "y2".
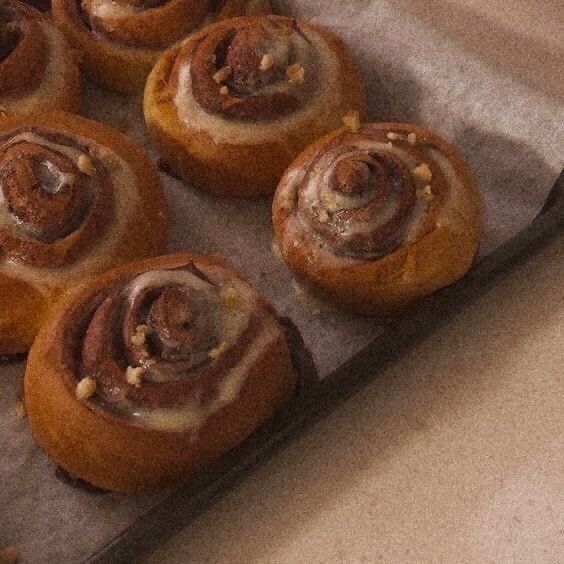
[
  {"x1": 2, "y1": 1, "x2": 564, "y2": 561},
  {"x1": 88, "y1": 171, "x2": 563, "y2": 563}
]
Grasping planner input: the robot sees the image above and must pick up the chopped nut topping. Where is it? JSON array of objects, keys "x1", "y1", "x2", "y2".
[
  {"x1": 219, "y1": 85, "x2": 229, "y2": 96},
  {"x1": 387, "y1": 132, "x2": 402, "y2": 141},
  {"x1": 287, "y1": 64, "x2": 305, "y2": 84},
  {"x1": 131, "y1": 324, "x2": 151, "y2": 347},
  {"x1": 213, "y1": 65, "x2": 232, "y2": 84},
  {"x1": 77, "y1": 154, "x2": 96, "y2": 176},
  {"x1": 220, "y1": 286, "x2": 240, "y2": 308},
  {"x1": 417, "y1": 185, "x2": 434, "y2": 201},
  {"x1": 407, "y1": 132, "x2": 417, "y2": 145},
  {"x1": 126, "y1": 366, "x2": 145, "y2": 388},
  {"x1": 412, "y1": 163, "x2": 433, "y2": 183},
  {"x1": 386, "y1": 142, "x2": 394, "y2": 148},
  {"x1": 76, "y1": 377, "x2": 96, "y2": 400},
  {"x1": 318, "y1": 209, "x2": 329, "y2": 223},
  {"x1": 0, "y1": 106, "x2": 8, "y2": 117},
  {"x1": 210, "y1": 341, "x2": 228, "y2": 360},
  {"x1": 342, "y1": 111, "x2": 361, "y2": 133},
  {"x1": 260, "y1": 53, "x2": 274, "y2": 71},
  {"x1": 16, "y1": 400, "x2": 26, "y2": 419}
]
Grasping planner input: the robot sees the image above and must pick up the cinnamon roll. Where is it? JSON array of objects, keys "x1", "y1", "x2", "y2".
[
  {"x1": 0, "y1": 111, "x2": 166, "y2": 355},
  {"x1": 52, "y1": 0, "x2": 272, "y2": 92},
  {"x1": 144, "y1": 15, "x2": 367, "y2": 197},
  {"x1": 0, "y1": 1, "x2": 80, "y2": 119},
  {"x1": 272, "y1": 122, "x2": 482, "y2": 314},
  {"x1": 24, "y1": 253, "x2": 313, "y2": 492}
]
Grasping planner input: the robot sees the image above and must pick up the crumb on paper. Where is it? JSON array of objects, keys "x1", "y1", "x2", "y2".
[
  {"x1": 210, "y1": 341, "x2": 228, "y2": 359},
  {"x1": 260, "y1": 53, "x2": 274, "y2": 71},
  {"x1": 77, "y1": 154, "x2": 96, "y2": 176},
  {"x1": 272, "y1": 240, "x2": 283, "y2": 260},
  {"x1": 76, "y1": 377, "x2": 96, "y2": 400},
  {"x1": 0, "y1": 546, "x2": 18, "y2": 564},
  {"x1": 220, "y1": 286, "x2": 240, "y2": 308},
  {"x1": 407, "y1": 132, "x2": 417, "y2": 145},
  {"x1": 213, "y1": 66, "x2": 232, "y2": 84},
  {"x1": 412, "y1": 163, "x2": 433, "y2": 183},
  {"x1": 125, "y1": 366, "x2": 144, "y2": 388},
  {"x1": 342, "y1": 111, "x2": 361, "y2": 133},
  {"x1": 15, "y1": 400, "x2": 26, "y2": 419},
  {"x1": 287, "y1": 64, "x2": 305, "y2": 84}
]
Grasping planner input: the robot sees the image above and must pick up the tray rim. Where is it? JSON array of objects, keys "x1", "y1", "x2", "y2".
[{"x1": 86, "y1": 170, "x2": 564, "y2": 563}]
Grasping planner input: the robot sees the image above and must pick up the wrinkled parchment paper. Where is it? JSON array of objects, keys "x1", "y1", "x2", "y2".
[{"x1": 2, "y1": 1, "x2": 563, "y2": 561}]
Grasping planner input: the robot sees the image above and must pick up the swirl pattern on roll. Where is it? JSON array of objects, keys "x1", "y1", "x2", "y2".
[
  {"x1": 275, "y1": 124, "x2": 473, "y2": 262},
  {"x1": 0, "y1": 130, "x2": 113, "y2": 267},
  {"x1": 0, "y1": 2, "x2": 47, "y2": 99},
  {"x1": 66, "y1": 260, "x2": 288, "y2": 432},
  {"x1": 0, "y1": 1, "x2": 79, "y2": 116},
  {"x1": 71, "y1": 0, "x2": 270, "y2": 50}
]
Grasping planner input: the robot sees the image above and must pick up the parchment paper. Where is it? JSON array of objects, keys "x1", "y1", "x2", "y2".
[{"x1": 1, "y1": 1, "x2": 563, "y2": 561}]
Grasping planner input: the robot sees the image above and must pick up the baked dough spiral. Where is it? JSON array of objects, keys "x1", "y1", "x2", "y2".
[
  {"x1": 0, "y1": 111, "x2": 166, "y2": 355},
  {"x1": 144, "y1": 15, "x2": 367, "y2": 196},
  {"x1": 0, "y1": 1, "x2": 80, "y2": 119},
  {"x1": 24, "y1": 253, "x2": 313, "y2": 492},
  {"x1": 52, "y1": 0, "x2": 271, "y2": 92},
  {"x1": 272, "y1": 122, "x2": 482, "y2": 314}
]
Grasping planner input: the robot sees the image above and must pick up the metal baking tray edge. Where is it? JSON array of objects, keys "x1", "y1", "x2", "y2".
[{"x1": 88, "y1": 170, "x2": 563, "y2": 563}]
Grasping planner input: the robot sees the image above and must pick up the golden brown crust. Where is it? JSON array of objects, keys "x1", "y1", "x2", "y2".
[
  {"x1": 0, "y1": 111, "x2": 167, "y2": 355},
  {"x1": 272, "y1": 122, "x2": 482, "y2": 314},
  {"x1": 24, "y1": 253, "x2": 298, "y2": 493},
  {"x1": 52, "y1": 0, "x2": 272, "y2": 92},
  {"x1": 0, "y1": 1, "x2": 80, "y2": 118},
  {"x1": 144, "y1": 16, "x2": 367, "y2": 197}
]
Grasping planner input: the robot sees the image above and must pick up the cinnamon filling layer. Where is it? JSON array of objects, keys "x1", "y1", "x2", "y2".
[
  {"x1": 62, "y1": 261, "x2": 290, "y2": 431},
  {"x1": 183, "y1": 17, "x2": 318, "y2": 121},
  {"x1": 282, "y1": 126, "x2": 448, "y2": 260},
  {"x1": 0, "y1": 3, "x2": 47, "y2": 98},
  {"x1": 76, "y1": 0, "x2": 210, "y2": 49},
  {"x1": 0, "y1": 130, "x2": 113, "y2": 267}
]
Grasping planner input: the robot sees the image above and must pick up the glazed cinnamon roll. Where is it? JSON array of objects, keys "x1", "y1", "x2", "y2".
[
  {"x1": 24, "y1": 253, "x2": 314, "y2": 492},
  {"x1": 0, "y1": 111, "x2": 166, "y2": 355},
  {"x1": 144, "y1": 16, "x2": 367, "y2": 197},
  {"x1": 272, "y1": 122, "x2": 482, "y2": 314},
  {"x1": 52, "y1": 0, "x2": 272, "y2": 92},
  {"x1": 0, "y1": 1, "x2": 80, "y2": 119}
]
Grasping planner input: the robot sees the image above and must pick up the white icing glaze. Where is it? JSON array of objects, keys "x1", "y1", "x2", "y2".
[
  {"x1": 0, "y1": 134, "x2": 140, "y2": 294},
  {"x1": 0, "y1": 23, "x2": 70, "y2": 113},
  {"x1": 90, "y1": 0, "x2": 137, "y2": 19},
  {"x1": 124, "y1": 316, "x2": 282, "y2": 432},
  {"x1": 279, "y1": 139, "x2": 470, "y2": 267},
  {"x1": 173, "y1": 27, "x2": 344, "y2": 145}
]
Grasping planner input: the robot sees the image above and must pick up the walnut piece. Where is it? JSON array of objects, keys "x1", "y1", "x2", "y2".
[
  {"x1": 407, "y1": 132, "x2": 417, "y2": 145},
  {"x1": 131, "y1": 324, "x2": 151, "y2": 347},
  {"x1": 287, "y1": 64, "x2": 305, "y2": 84},
  {"x1": 342, "y1": 111, "x2": 361, "y2": 133},
  {"x1": 386, "y1": 132, "x2": 402, "y2": 141},
  {"x1": 220, "y1": 286, "x2": 240, "y2": 309},
  {"x1": 76, "y1": 377, "x2": 96, "y2": 400},
  {"x1": 126, "y1": 366, "x2": 144, "y2": 388},
  {"x1": 213, "y1": 66, "x2": 232, "y2": 84},
  {"x1": 260, "y1": 53, "x2": 274, "y2": 71},
  {"x1": 77, "y1": 154, "x2": 96, "y2": 176},
  {"x1": 412, "y1": 163, "x2": 433, "y2": 183},
  {"x1": 210, "y1": 341, "x2": 228, "y2": 359}
]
